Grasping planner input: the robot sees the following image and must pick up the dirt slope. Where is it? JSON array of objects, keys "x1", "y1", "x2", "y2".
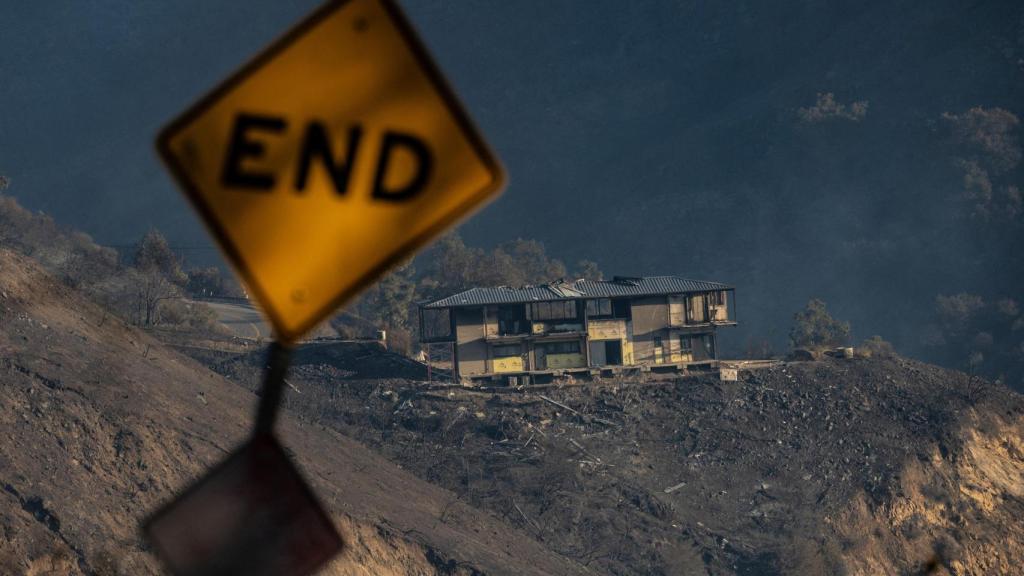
[
  {"x1": 5, "y1": 237, "x2": 1021, "y2": 575},
  {"x1": 0, "y1": 248, "x2": 592, "y2": 576},
  {"x1": 202, "y1": 342, "x2": 1024, "y2": 574}
]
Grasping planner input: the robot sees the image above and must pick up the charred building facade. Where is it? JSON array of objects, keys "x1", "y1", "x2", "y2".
[{"x1": 419, "y1": 276, "x2": 736, "y2": 384}]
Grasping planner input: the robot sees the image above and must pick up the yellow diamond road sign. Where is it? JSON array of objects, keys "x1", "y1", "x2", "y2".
[{"x1": 158, "y1": 0, "x2": 504, "y2": 344}]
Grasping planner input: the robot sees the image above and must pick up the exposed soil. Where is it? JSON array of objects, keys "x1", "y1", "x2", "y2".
[
  {"x1": 196, "y1": 341, "x2": 1024, "y2": 575},
  {"x1": 4, "y1": 240, "x2": 1024, "y2": 575},
  {"x1": 0, "y1": 248, "x2": 592, "y2": 576}
]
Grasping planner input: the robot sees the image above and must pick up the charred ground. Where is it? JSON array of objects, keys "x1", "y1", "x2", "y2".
[
  {"x1": 2, "y1": 191, "x2": 1023, "y2": 574},
  {"x1": 192, "y1": 344, "x2": 1024, "y2": 575},
  {"x1": 0, "y1": 249, "x2": 593, "y2": 576}
]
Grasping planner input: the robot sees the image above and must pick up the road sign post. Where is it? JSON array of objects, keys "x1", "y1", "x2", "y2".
[
  {"x1": 157, "y1": 0, "x2": 504, "y2": 345},
  {"x1": 254, "y1": 342, "x2": 292, "y2": 436},
  {"x1": 144, "y1": 433, "x2": 343, "y2": 576},
  {"x1": 144, "y1": 0, "x2": 504, "y2": 573}
]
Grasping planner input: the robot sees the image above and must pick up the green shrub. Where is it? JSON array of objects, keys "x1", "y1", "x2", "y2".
[{"x1": 789, "y1": 299, "x2": 850, "y2": 350}]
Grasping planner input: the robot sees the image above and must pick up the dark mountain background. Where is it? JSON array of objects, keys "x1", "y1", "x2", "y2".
[{"x1": 1, "y1": 1, "x2": 1022, "y2": 380}]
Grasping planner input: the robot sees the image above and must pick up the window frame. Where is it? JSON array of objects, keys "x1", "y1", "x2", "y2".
[
  {"x1": 679, "y1": 336, "x2": 693, "y2": 353},
  {"x1": 540, "y1": 340, "x2": 581, "y2": 355},
  {"x1": 492, "y1": 344, "x2": 522, "y2": 358},
  {"x1": 586, "y1": 298, "x2": 613, "y2": 318},
  {"x1": 529, "y1": 300, "x2": 578, "y2": 321}
]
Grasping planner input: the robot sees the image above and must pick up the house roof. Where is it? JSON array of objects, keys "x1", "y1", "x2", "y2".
[{"x1": 420, "y1": 276, "x2": 733, "y2": 309}]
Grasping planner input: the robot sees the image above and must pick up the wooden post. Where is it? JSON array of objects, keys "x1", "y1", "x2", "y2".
[{"x1": 582, "y1": 300, "x2": 591, "y2": 368}]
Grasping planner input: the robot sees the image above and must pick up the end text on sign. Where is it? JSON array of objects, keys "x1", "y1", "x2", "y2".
[{"x1": 220, "y1": 112, "x2": 433, "y2": 202}]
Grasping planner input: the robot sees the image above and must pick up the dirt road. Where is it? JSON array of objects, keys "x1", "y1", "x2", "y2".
[{"x1": 202, "y1": 299, "x2": 270, "y2": 340}]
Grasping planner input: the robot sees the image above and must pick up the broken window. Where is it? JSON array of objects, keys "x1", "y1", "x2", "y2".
[
  {"x1": 679, "y1": 336, "x2": 693, "y2": 354},
  {"x1": 612, "y1": 299, "x2": 631, "y2": 319},
  {"x1": 420, "y1": 308, "x2": 452, "y2": 340},
  {"x1": 687, "y1": 294, "x2": 707, "y2": 323},
  {"x1": 527, "y1": 300, "x2": 577, "y2": 320},
  {"x1": 539, "y1": 341, "x2": 581, "y2": 355},
  {"x1": 496, "y1": 305, "x2": 527, "y2": 335},
  {"x1": 492, "y1": 344, "x2": 521, "y2": 358},
  {"x1": 586, "y1": 298, "x2": 613, "y2": 317}
]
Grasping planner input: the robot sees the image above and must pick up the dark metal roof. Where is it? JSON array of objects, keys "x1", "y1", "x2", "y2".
[{"x1": 421, "y1": 276, "x2": 733, "y2": 309}]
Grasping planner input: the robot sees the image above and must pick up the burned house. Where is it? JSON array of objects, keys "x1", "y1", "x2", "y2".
[{"x1": 419, "y1": 276, "x2": 736, "y2": 384}]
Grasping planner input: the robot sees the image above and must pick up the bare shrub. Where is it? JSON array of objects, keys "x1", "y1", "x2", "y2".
[
  {"x1": 943, "y1": 107, "x2": 1022, "y2": 219},
  {"x1": 859, "y1": 335, "x2": 896, "y2": 358},
  {"x1": 798, "y1": 92, "x2": 869, "y2": 122},
  {"x1": 385, "y1": 326, "x2": 413, "y2": 355},
  {"x1": 158, "y1": 299, "x2": 220, "y2": 331},
  {"x1": 928, "y1": 292, "x2": 1024, "y2": 387},
  {"x1": 132, "y1": 229, "x2": 186, "y2": 286},
  {"x1": 943, "y1": 107, "x2": 1021, "y2": 171},
  {"x1": 185, "y1": 267, "x2": 227, "y2": 298},
  {"x1": 573, "y1": 259, "x2": 603, "y2": 280},
  {"x1": 89, "y1": 268, "x2": 180, "y2": 326},
  {"x1": 935, "y1": 293, "x2": 985, "y2": 331}
]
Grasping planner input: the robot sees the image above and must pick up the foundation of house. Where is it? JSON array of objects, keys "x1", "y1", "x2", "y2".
[{"x1": 463, "y1": 360, "x2": 720, "y2": 386}]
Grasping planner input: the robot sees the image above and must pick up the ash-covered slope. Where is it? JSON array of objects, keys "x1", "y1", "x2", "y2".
[
  {"x1": 0, "y1": 248, "x2": 592, "y2": 576},
  {"x1": 220, "y1": 345, "x2": 1024, "y2": 574}
]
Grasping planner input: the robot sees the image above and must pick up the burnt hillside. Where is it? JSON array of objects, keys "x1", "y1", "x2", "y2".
[
  {"x1": 2, "y1": 230, "x2": 1021, "y2": 575},
  {"x1": 0, "y1": 248, "x2": 592, "y2": 576},
  {"x1": 196, "y1": 347, "x2": 1024, "y2": 575}
]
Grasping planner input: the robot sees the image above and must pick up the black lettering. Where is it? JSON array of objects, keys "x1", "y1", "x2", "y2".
[
  {"x1": 371, "y1": 131, "x2": 432, "y2": 202},
  {"x1": 220, "y1": 113, "x2": 286, "y2": 190},
  {"x1": 294, "y1": 122, "x2": 363, "y2": 194}
]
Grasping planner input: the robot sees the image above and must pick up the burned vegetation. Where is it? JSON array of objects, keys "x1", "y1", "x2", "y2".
[{"x1": 189, "y1": 342, "x2": 1024, "y2": 575}]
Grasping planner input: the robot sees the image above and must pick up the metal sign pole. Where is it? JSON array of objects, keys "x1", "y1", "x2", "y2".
[
  {"x1": 255, "y1": 341, "x2": 292, "y2": 436},
  {"x1": 146, "y1": 0, "x2": 504, "y2": 571},
  {"x1": 144, "y1": 339, "x2": 343, "y2": 576}
]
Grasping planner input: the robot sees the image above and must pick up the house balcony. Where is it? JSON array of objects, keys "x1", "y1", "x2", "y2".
[
  {"x1": 669, "y1": 320, "x2": 738, "y2": 330},
  {"x1": 485, "y1": 322, "x2": 585, "y2": 342}
]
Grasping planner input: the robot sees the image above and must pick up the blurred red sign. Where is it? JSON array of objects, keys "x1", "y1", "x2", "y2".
[{"x1": 144, "y1": 434, "x2": 342, "y2": 576}]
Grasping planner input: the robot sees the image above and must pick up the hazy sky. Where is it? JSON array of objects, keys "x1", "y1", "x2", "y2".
[
  {"x1": 2, "y1": 0, "x2": 690, "y2": 248},
  {"x1": 0, "y1": 1, "x2": 925, "y2": 248},
  {"x1": 2, "y1": 1, "x2": 1023, "y2": 358}
]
